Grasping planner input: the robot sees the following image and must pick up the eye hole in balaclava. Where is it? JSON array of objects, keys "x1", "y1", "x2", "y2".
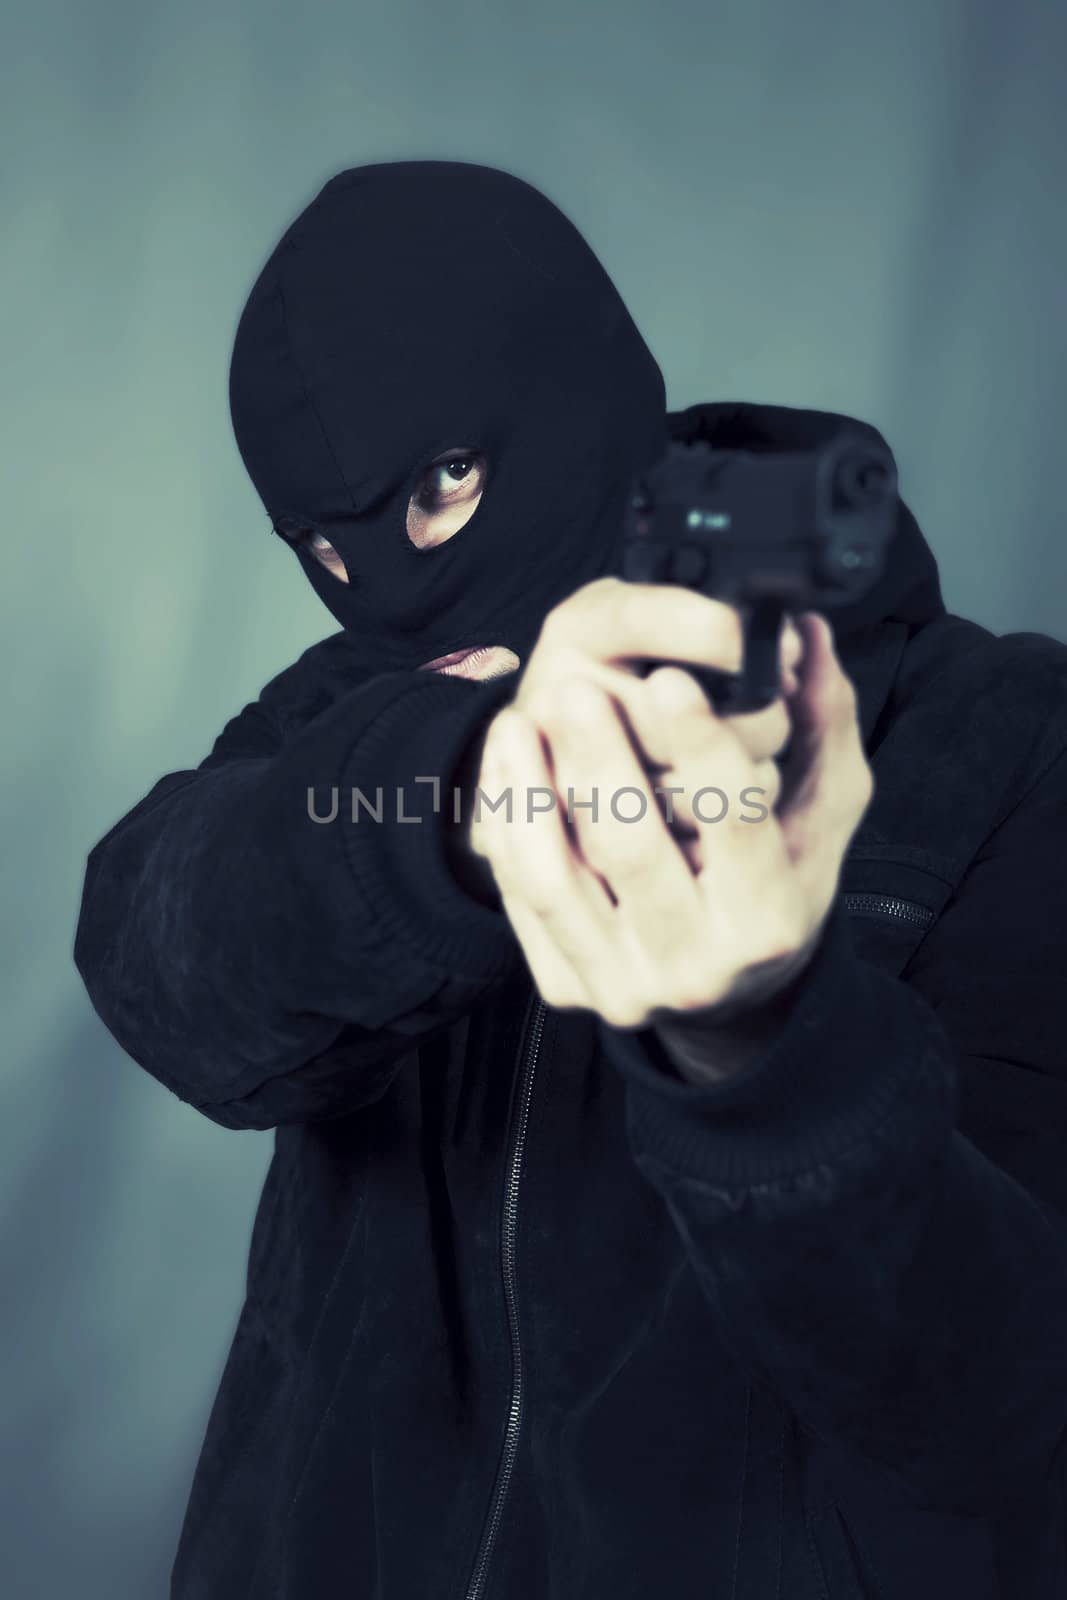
[
  {"x1": 277, "y1": 445, "x2": 488, "y2": 580},
  {"x1": 228, "y1": 160, "x2": 668, "y2": 676}
]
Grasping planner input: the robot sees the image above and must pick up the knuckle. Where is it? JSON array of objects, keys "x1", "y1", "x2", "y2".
[
  {"x1": 538, "y1": 605, "x2": 570, "y2": 648},
  {"x1": 537, "y1": 611, "x2": 585, "y2": 663},
  {"x1": 524, "y1": 682, "x2": 566, "y2": 728},
  {"x1": 735, "y1": 716, "x2": 789, "y2": 771},
  {"x1": 539, "y1": 977, "x2": 580, "y2": 1010},
  {"x1": 549, "y1": 576, "x2": 620, "y2": 633},
  {"x1": 565, "y1": 677, "x2": 610, "y2": 722},
  {"x1": 653, "y1": 954, "x2": 715, "y2": 1014},
  {"x1": 662, "y1": 981, "x2": 710, "y2": 1016},
  {"x1": 644, "y1": 665, "x2": 708, "y2": 713},
  {"x1": 753, "y1": 904, "x2": 802, "y2": 963},
  {"x1": 526, "y1": 861, "x2": 571, "y2": 916},
  {"x1": 600, "y1": 997, "x2": 648, "y2": 1029},
  {"x1": 482, "y1": 714, "x2": 513, "y2": 762},
  {"x1": 750, "y1": 763, "x2": 781, "y2": 812},
  {"x1": 834, "y1": 671, "x2": 860, "y2": 717},
  {"x1": 852, "y1": 762, "x2": 875, "y2": 813},
  {"x1": 833, "y1": 743, "x2": 872, "y2": 799},
  {"x1": 586, "y1": 574, "x2": 626, "y2": 604}
]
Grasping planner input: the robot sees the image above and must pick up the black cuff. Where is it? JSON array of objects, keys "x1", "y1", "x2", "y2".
[
  {"x1": 340, "y1": 672, "x2": 518, "y2": 979},
  {"x1": 598, "y1": 900, "x2": 955, "y2": 1188}
]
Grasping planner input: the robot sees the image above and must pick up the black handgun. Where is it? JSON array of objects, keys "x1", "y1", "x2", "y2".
[{"x1": 618, "y1": 429, "x2": 898, "y2": 714}]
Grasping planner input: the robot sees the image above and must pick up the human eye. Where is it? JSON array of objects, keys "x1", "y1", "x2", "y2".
[
  {"x1": 406, "y1": 448, "x2": 488, "y2": 550},
  {"x1": 306, "y1": 530, "x2": 337, "y2": 559},
  {"x1": 294, "y1": 528, "x2": 348, "y2": 579},
  {"x1": 416, "y1": 449, "x2": 487, "y2": 508}
]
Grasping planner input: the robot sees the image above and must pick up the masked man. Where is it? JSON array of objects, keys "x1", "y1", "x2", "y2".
[{"x1": 75, "y1": 161, "x2": 1067, "y2": 1599}]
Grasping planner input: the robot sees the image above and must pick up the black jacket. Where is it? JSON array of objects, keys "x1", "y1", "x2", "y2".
[{"x1": 74, "y1": 537, "x2": 1067, "y2": 1597}]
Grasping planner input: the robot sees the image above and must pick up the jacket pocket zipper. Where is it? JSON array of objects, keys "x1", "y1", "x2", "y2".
[
  {"x1": 464, "y1": 992, "x2": 547, "y2": 1600},
  {"x1": 842, "y1": 892, "x2": 935, "y2": 928}
]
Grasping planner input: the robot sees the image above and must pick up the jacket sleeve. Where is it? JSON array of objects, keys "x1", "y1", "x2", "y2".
[
  {"x1": 73, "y1": 659, "x2": 518, "y2": 1131},
  {"x1": 598, "y1": 734, "x2": 1067, "y2": 1516}
]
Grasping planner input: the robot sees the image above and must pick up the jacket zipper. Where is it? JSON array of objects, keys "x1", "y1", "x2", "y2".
[
  {"x1": 461, "y1": 890, "x2": 925, "y2": 1593},
  {"x1": 841, "y1": 892, "x2": 935, "y2": 928},
  {"x1": 464, "y1": 992, "x2": 547, "y2": 1600}
]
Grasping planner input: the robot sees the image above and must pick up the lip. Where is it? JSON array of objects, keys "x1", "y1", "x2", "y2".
[{"x1": 418, "y1": 645, "x2": 490, "y2": 671}]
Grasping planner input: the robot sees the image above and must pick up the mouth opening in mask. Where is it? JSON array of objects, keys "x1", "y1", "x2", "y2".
[{"x1": 418, "y1": 644, "x2": 522, "y2": 681}]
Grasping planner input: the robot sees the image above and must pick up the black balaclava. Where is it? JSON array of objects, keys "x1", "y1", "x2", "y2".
[{"x1": 228, "y1": 160, "x2": 669, "y2": 675}]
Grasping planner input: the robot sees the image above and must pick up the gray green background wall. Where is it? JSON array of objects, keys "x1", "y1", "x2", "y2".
[{"x1": 2, "y1": 1, "x2": 1065, "y2": 1594}]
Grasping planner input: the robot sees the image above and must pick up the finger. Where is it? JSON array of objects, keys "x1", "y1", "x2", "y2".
[
  {"x1": 646, "y1": 706, "x2": 809, "y2": 984},
  {"x1": 777, "y1": 613, "x2": 856, "y2": 757},
  {"x1": 673, "y1": 729, "x2": 791, "y2": 877},
  {"x1": 542, "y1": 664, "x2": 787, "y2": 830},
  {"x1": 496, "y1": 888, "x2": 594, "y2": 1012},
  {"x1": 534, "y1": 679, "x2": 735, "y2": 1022},
  {"x1": 630, "y1": 664, "x2": 793, "y2": 772},
  {"x1": 681, "y1": 760, "x2": 807, "y2": 973},
  {"x1": 618, "y1": 667, "x2": 783, "y2": 819},
  {"x1": 780, "y1": 614, "x2": 803, "y2": 696},
  {"x1": 775, "y1": 613, "x2": 873, "y2": 898},
  {"x1": 478, "y1": 715, "x2": 599, "y2": 1011},
  {"x1": 650, "y1": 753, "x2": 782, "y2": 842},
  {"x1": 537, "y1": 575, "x2": 746, "y2": 677},
  {"x1": 481, "y1": 706, "x2": 619, "y2": 972},
  {"x1": 655, "y1": 754, "x2": 781, "y2": 878},
  {"x1": 517, "y1": 606, "x2": 801, "y2": 781},
  {"x1": 638, "y1": 675, "x2": 790, "y2": 864},
  {"x1": 530, "y1": 678, "x2": 698, "y2": 917}
]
